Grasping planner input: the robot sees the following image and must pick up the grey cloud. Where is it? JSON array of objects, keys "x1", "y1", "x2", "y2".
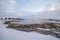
[{"x1": 0, "y1": 0, "x2": 15, "y2": 17}]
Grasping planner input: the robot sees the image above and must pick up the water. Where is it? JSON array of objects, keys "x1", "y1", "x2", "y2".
[{"x1": 0, "y1": 21, "x2": 60, "y2": 40}]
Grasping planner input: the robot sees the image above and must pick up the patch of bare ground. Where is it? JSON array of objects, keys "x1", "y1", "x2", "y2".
[
  {"x1": 4, "y1": 21, "x2": 60, "y2": 38},
  {"x1": 4, "y1": 21, "x2": 60, "y2": 30}
]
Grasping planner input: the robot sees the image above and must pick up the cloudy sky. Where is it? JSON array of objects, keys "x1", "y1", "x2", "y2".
[{"x1": 0, "y1": 0, "x2": 60, "y2": 19}]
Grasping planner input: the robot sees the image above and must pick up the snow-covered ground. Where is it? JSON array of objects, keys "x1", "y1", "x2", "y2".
[{"x1": 0, "y1": 21, "x2": 60, "y2": 40}]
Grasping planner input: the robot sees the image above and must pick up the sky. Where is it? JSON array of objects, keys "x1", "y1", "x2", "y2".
[{"x1": 0, "y1": 0, "x2": 60, "y2": 19}]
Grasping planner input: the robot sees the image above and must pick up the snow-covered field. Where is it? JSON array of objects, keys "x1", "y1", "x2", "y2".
[{"x1": 0, "y1": 21, "x2": 60, "y2": 40}]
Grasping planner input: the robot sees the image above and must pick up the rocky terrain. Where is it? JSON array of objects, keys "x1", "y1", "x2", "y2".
[{"x1": 3, "y1": 20, "x2": 60, "y2": 38}]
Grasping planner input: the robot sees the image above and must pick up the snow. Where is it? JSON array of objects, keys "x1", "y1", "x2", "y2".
[
  {"x1": 37, "y1": 28, "x2": 51, "y2": 31},
  {"x1": 0, "y1": 21, "x2": 60, "y2": 40}
]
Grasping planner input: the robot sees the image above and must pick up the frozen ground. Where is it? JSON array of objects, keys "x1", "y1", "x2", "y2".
[{"x1": 0, "y1": 21, "x2": 60, "y2": 40}]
